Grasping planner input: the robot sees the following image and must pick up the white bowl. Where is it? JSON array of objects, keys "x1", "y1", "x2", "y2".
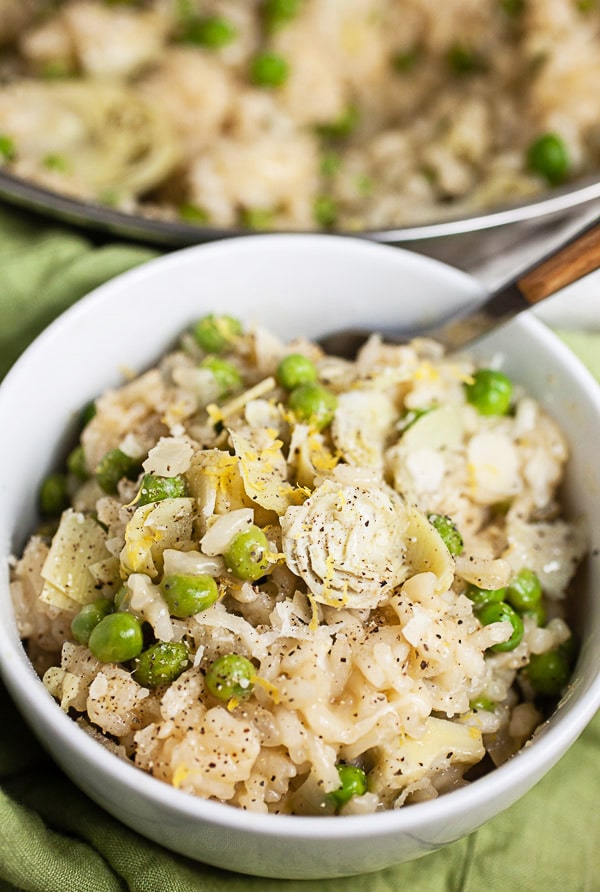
[
  {"x1": 534, "y1": 267, "x2": 600, "y2": 330},
  {"x1": 1, "y1": 235, "x2": 599, "y2": 880}
]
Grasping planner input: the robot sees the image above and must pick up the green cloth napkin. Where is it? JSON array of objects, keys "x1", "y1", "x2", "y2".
[{"x1": 0, "y1": 204, "x2": 599, "y2": 892}]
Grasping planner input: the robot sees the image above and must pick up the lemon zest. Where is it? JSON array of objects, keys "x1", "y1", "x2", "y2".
[
  {"x1": 215, "y1": 376, "x2": 277, "y2": 422},
  {"x1": 217, "y1": 582, "x2": 228, "y2": 601},
  {"x1": 305, "y1": 589, "x2": 320, "y2": 632},
  {"x1": 414, "y1": 361, "x2": 439, "y2": 383},
  {"x1": 124, "y1": 488, "x2": 142, "y2": 509},
  {"x1": 308, "y1": 433, "x2": 340, "y2": 473},
  {"x1": 172, "y1": 764, "x2": 190, "y2": 788},
  {"x1": 161, "y1": 400, "x2": 189, "y2": 426},
  {"x1": 206, "y1": 403, "x2": 224, "y2": 425},
  {"x1": 252, "y1": 675, "x2": 281, "y2": 704},
  {"x1": 450, "y1": 364, "x2": 474, "y2": 384}
]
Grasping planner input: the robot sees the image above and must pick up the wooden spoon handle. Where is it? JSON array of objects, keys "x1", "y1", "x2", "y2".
[{"x1": 518, "y1": 221, "x2": 600, "y2": 305}]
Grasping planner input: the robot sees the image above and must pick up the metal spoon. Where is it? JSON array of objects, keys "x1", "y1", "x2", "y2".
[{"x1": 318, "y1": 215, "x2": 600, "y2": 358}]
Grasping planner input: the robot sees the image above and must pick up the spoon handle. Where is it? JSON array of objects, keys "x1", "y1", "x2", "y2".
[
  {"x1": 430, "y1": 214, "x2": 600, "y2": 351},
  {"x1": 518, "y1": 221, "x2": 600, "y2": 305}
]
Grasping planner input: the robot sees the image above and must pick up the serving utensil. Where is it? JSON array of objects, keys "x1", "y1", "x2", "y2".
[{"x1": 319, "y1": 216, "x2": 600, "y2": 357}]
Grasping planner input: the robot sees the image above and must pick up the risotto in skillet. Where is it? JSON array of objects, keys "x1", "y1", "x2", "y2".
[
  {"x1": 0, "y1": 0, "x2": 600, "y2": 231},
  {"x1": 10, "y1": 313, "x2": 586, "y2": 814}
]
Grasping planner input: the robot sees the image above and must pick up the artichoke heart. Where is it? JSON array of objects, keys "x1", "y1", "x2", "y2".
[{"x1": 281, "y1": 476, "x2": 410, "y2": 609}]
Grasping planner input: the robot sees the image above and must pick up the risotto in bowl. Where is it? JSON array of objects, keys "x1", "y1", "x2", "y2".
[{"x1": 0, "y1": 235, "x2": 599, "y2": 879}]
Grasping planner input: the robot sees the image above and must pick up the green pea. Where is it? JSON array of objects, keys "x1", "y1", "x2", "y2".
[
  {"x1": 276, "y1": 354, "x2": 317, "y2": 390},
  {"x1": 428, "y1": 513, "x2": 464, "y2": 556},
  {"x1": 289, "y1": 382, "x2": 337, "y2": 430},
  {"x1": 161, "y1": 573, "x2": 219, "y2": 617},
  {"x1": 43, "y1": 153, "x2": 70, "y2": 173},
  {"x1": 525, "y1": 649, "x2": 571, "y2": 696},
  {"x1": 316, "y1": 106, "x2": 360, "y2": 141},
  {"x1": 464, "y1": 368, "x2": 513, "y2": 416},
  {"x1": 524, "y1": 601, "x2": 547, "y2": 627},
  {"x1": 313, "y1": 195, "x2": 337, "y2": 228},
  {"x1": 205, "y1": 653, "x2": 255, "y2": 701},
  {"x1": 320, "y1": 151, "x2": 341, "y2": 178},
  {"x1": 179, "y1": 202, "x2": 210, "y2": 225},
  {"x1": 469, "y1": 695, "x2": 496, "y2": 712},
  {"x1": 39, "y1": 473, "x2": 70, "y2": 517},
  {"x1": 263, "y1": 0, "x2": 301, "y2": 30},
  {"x1": 500, "y1": 0, "x2": 525, "y2": 15},
  {"x1": 71, "y1": 598, "x2": 113, "y2": 644},
  {"x1": 98, "y1": 188, "x2": 122, "y2": 207},
  {"x1": 200, "y1": 356, "x2": 242, "y2": 397},
  {"x1": 559, "y1": 635, "x2": 578, "y2": 667},
  {"x1": 526, "y1": 133, "x2": 570, "y2": 186},
  {"x1": 506, "y1": 568, "x2": 543, "y2": 613},
  {"x1": 329, "y1": 764, "x2": 367, "y2": 809},
  {"x1": 192, "y1": 313, "x2": 243, "y2": 354},
  {"x1": 41, "y1": 60, "x2": 71, "y2": 79},
  {"x1": 180, "y1": 16, "x2": 237, "y2": 48},
  {"x1": 79, "y1": 400, "x2": 97, "y2": 428},
  {"x1": 464, "y1": 583, "x2": 507, "y2": 608},
  {"x1": 71, "y1": 598, "x2": 113, "y2": 646},
  {"x1": 478, "y1": 601, "x2": 524, "y2": 652},
  {"x1": 447, "y1": 43, "x2": 487, "y2": 76},
  {"x1": 67, "y1": 444, "x2": 88, "y2": 480},
  {"x1": 95, "y1": 448, "x2": 143, "y2": 494},
  {"x1": 391, "y1": 46, "x2": 421, "y2": 74},
  {"x1": 0, "y1": 134, "x2": 16, "y2": 161},
  {"x1": 240, "y1": 207, "x2": 274, "y2": 231},
  {"x1": 224, "y1": 525, "x2": 272, "y2": 582},
  {"x1": 137, "y1": 473, "x2": 187, "y2": 506},
  {"x1": 420, "y1": 164, "x2": 437, "y2": 185},
  {"x1": 250, "y1": 51, "x2": 290, "y2": 87},
  {"x1": 355, "y1": 173, "x2": 373, "y2": 196},
  {"x1": 88, "y1": 612, "x2": 144, "y2": 663},
  {"x1": 134, "y1": 641, "x2": 190, "y2": 687}
]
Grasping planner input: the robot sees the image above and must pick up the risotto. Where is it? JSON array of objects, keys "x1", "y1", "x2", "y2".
[
  {"x1": 1, "y1": 0, "x2": 600, "y2": 231},
  {"x1": 10, "y1": 311, "x2": 587, "y2": 815}
]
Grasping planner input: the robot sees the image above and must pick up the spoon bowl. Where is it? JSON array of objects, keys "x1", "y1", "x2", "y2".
[{"x1": 319, "y1": 218, "x2": 600, "y2": 357}]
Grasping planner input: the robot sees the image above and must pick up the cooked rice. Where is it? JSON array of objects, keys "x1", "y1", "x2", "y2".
[{"x1": 10, "y1": 313, "x2": 587, "y2": 814}]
